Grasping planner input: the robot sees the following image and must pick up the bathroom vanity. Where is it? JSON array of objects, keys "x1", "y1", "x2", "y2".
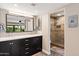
[
  {"x1": 0, "y1": 33, "x2": 42, "y2": 56},
  {"x1": 0, "y1": 8, "x2": 42, "y2": 56}
]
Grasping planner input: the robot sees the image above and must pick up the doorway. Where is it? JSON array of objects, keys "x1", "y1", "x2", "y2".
[{"x1": 50, "y1": 11, "x2": 64, "y2": 56}]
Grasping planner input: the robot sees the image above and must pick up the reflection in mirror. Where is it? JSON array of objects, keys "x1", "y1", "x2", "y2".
[
  {"x1": 26, "y1": 19, "x2": 34, "y2": 31},
  {"x1": 6, "y1": 14, "x2": 41, "y2": 33},
  {"x1": 6, "y1": 14, "x2": 34, "y2": 32},
  {"x1": 33, "y1": 16, "x2": 41, "y2": 31}
]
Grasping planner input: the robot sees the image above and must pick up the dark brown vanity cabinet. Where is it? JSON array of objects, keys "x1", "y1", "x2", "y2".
[
  {"x1": 0, "y1": 40, "x2": 21, "y2": 56},
  {"x1": 19, "y1": 36, "x2": 42, "y2": 56},
  {"x1": 0, "y1": 36, "x2": 42, "y2": 56},
  {"x1": 10, "y1": 40, "x2": 21, "y2": 56},
  {"x1": 31, "y1": 36, "x2": 42, "y2": 54},
  {"x1": 0, "y1": 41, "x2": 11, "y2": 56}
]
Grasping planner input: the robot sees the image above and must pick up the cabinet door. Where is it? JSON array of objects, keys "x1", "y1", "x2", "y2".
[
  {"x1": 31, "y1": 36, "x2": 42, "y2": 54},
  {"x1": 10, "y1": 40, "x2": 20, "y2": 56},
  {"x1": 0, "y1": 41, "x2": 11, "y2": 56}
]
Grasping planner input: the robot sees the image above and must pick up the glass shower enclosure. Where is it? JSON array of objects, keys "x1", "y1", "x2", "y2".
[{"x1": 50, "y1": 13, "x2": 64, "y2": 48}]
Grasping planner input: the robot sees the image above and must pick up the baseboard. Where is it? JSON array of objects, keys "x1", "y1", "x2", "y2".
[{"x1": 42, "y1": 49, "x2": 50, "y2": 55}]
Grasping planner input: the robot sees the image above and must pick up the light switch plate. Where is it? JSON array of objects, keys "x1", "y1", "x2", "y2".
[{"x1": 68, "y1": 15, "x2": 78, "y2": 28}]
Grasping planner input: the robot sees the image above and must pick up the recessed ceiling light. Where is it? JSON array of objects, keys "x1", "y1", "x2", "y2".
[{"x1": 57, "y1": 14, "x2": 61, "y2": 16}]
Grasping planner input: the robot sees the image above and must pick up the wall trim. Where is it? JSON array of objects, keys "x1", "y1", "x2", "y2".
[{"x1": 42, "y1": 49, "x2": 51, "y2": 55}]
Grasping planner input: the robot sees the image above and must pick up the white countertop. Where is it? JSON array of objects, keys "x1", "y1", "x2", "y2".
[{"x1": 0, "y1": 32, "x2": 42, "y2": 42}]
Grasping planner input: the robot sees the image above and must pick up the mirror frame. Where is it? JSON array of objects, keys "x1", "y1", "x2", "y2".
[{"x1": 6, "y1": 14, "x2": 34, "y2": 32}]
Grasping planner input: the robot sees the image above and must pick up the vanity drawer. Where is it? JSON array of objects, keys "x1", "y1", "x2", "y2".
[
  {"x1": 24, "y1": 47, "x2": 32, "y2": 56},
  {"x1": 19, "y1": 47, "x2": 32, "y2": 56},
  {"x1": 19, "y1": 39, "x2": 31, "y2": 45}
]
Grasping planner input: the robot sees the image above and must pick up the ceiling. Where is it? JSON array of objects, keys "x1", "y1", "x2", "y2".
[{"x1": 0, "y1": 3, "x2": 69, "y2": 16}]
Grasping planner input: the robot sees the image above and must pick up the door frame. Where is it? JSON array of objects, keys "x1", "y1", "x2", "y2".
[{"x1": 49, "y1": 8, "x2": 65, "y2": 55}]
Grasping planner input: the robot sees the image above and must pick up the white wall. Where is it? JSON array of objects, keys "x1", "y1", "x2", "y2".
[
  {"x1": 64, "y1": 4, "x2": 79, "y2": 56},
  {"x1": 41, "y1": 13, "x2": 51, "y2": 55}
]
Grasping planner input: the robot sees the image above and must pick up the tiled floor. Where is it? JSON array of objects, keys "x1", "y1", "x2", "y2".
[
  {"x1": 51, "y1": 46, "x2": 64, "y2": 56},
  {"x1": 33, "y1": 46, "x2": 64, "y2": 56}
]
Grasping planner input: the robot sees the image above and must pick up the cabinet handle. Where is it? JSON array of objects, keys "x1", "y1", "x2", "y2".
[
  {"x1": 25, "y1": 52, "x2": 29, "y2": 54},
  {"x1": 25, "y1": 44, "x2": 29, "y2": 45},
  {"x1": 25, "y1": 40, "x2": 29, "y2": 41},
  {"x1": 25, "y1": 48, "x2": 29, "y2": 50},
  {"x1": 10, "y1": 42, "x2": 14, "y2": 45}
]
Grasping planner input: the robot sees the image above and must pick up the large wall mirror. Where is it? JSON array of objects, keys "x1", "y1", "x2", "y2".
[{"x1": 6, "y1": 14, "x2": 34, "y2": 32}]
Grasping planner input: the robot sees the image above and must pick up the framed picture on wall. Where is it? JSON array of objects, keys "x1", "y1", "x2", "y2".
[{"x1": 68, "y1": 15, "x2": 78, "y2": 28}]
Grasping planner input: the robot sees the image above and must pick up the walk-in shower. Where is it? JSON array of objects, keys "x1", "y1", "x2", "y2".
[{"x1": 50, "y1": 11, "x2": 64, "y2": 56}]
